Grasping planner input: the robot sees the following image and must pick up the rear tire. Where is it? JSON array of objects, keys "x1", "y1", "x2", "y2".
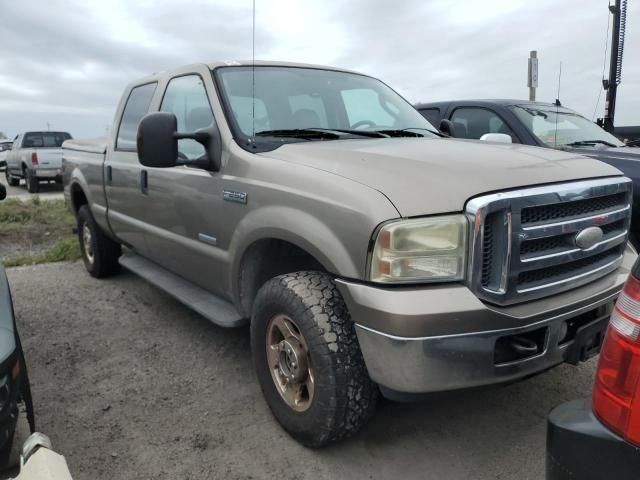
[
  {"x1": 25, "y1": 169, "x2": 38, "y2": 193},
  {"x1": 251, "y1": 271, "x2": 378, "y2": 447},
  {"x1": 5, "y1": 169, "x2": 18, "y2": 187},
  {"x1": 77, "y1": 205, "x2": 121, "y2": 278}
]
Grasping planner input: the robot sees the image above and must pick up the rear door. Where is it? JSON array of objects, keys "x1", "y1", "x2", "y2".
[{"x1": 104, "y1": 82, "x2": 158, "y2": 254}]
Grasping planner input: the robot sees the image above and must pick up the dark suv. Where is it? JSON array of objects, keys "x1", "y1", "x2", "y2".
[{"x1": 415, "y1": 100, "x2": 640, "y2": 243}]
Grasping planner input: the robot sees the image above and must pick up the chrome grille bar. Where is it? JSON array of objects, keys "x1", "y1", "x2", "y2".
[{"x1": 466, "y1": 177, "x2": 632, "y2": 306}]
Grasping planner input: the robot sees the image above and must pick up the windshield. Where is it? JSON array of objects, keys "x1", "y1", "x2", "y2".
[
  {"x1": 215, "y1": 66, "x2": 437, "y2": 150},
  {"x1": 22, "y1": 131, "x2": 72, "y2": 148},
  {"x1": 510, "y1": 105, "x2": 624, "y2": 148}
]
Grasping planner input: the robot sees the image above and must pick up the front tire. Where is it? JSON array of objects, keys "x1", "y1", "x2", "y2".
[
  {"x1": 77, "y1": 205, "x2": 121, "y2": 278},
  {"x1": 251, "y1": 271, "x2": 378, "y2": 447},
  {"x1": 5, "y1": 169, "x2": 19, "y2": 187}
]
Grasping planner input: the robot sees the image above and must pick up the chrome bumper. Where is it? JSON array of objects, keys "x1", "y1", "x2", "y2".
[
  {"x1": 34, "y1": 168, "x2": 62, "y2": 178},
  {"x1": 337, "y1": 245, "x2": 636, "y2": 395}
]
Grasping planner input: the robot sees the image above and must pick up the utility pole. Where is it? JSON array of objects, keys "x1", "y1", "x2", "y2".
[
  {"x1": 527, "y1": 51, "x2": 538, "y2": 101},
  {"x1": 602, "y1": 0, "x2": 628, "y2": 133}
]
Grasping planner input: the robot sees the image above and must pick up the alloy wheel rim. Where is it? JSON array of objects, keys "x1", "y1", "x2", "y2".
[
  {"x1": 266, "y1": 314, "x2": 315, "y2": 412},
  {"x1": 82, "y1": 224, "x2": 95, "y2": 265}
]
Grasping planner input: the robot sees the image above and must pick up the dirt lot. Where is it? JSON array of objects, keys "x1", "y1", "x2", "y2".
[{"x1": 6, "y1": 261, "x2": 597, "y2": 480}]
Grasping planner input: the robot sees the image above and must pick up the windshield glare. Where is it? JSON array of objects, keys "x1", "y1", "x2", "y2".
[
  {"x1": 215, "y1": 66, "x2": 436, "y2": 146},
  {"x1": 510, "y1": 105, "x2": 624, "y2": 148}
]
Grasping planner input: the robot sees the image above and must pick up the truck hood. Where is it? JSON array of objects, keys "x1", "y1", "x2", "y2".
[
  {"x1": 261, "y1": 137, "x2": 623, "y2": 217},
  {"x1": 565, "y1": 145, "x2": 640, "y2": 163}
]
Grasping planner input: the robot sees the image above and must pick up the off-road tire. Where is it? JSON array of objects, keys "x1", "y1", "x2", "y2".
[
  {"x1": 4, "y1": 169, "x2": 18, "y2": 187},
  {"x1": 77, "y1": 205, "x2": 121, "y2": 278},
  {"x1": 25, "y1": 169, "x2": 38, "y2": 193},
  {"x1": 251, "y1": 271, "x2": 378, "y2": 447}
]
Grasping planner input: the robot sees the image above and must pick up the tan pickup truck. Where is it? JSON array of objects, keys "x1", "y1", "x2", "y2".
[{"x1": 63, "y1": 61, "x2": 635, "y2": 446}]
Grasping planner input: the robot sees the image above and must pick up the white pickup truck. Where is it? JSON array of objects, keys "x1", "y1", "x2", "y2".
[{"x1": 5, "y1": 131, "x2": 71, "y2": 193}]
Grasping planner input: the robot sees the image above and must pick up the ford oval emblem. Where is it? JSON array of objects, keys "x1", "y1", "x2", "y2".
[{"x1": 574, "y1": 226, "x2": 604, "y2": 250}]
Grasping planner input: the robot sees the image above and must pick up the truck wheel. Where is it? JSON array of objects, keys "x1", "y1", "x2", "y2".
[
  {"x1": 77, "y1": 205, "x2": 121, "y2": 278},
  {"x1": 4, "y1": 169, "x2": 18, "y2": 187},
  {"x1": 25, "y1": 169, "x2": 38, "y2": 193},
  {"x1": 250, "y1": 271, "x2": 378, "y2": 447}
]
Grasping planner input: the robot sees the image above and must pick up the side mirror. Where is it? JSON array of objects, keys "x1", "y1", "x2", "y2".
[
  {"x1": 0, "y1": 184, "x2": 6, "y2": 201},
  {"x1": 439, "y1": 119, "x2": 456, "y2": 137},
  {"x1": 479, "y1": 133, "x2": 513, "y2": 144},
  {"x1": 137, "y1": 112, "x2": 222, "y2": 171}
]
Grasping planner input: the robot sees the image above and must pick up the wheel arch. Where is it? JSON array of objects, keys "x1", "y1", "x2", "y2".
[{"x1": 230, "y1": 207, "x2": 362, "y2": 317}]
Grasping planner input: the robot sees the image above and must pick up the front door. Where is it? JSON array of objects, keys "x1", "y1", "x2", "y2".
[{"x1": 140, "y1": 71, "x2": 227, "y2": 295}]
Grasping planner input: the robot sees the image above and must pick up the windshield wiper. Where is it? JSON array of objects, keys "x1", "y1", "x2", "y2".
[
  {"x1": 564, "y1": 139, "x2": 618, "y2": 148},
  {"x1": 254, "y1": 129, "x2": 340, "y2": 140},
  {"x1": 254, "y1": 128, "x2": 389, "y2": 140},
  {"x1": 375, "y1": 128, "x2": 444, "y2": 138}
]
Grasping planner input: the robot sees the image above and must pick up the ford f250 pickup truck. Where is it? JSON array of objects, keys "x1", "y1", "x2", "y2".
[{"x1": 63, "y1": 61, "x2": 636, "y2": 447}]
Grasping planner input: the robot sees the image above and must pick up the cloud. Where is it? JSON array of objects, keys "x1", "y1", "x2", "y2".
[{"x1": 0, "y1": 0, "x2": 637, "y2": 138}]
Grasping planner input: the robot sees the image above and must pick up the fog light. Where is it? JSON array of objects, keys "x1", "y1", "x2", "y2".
[{"x1": 558, "y1": 321, "x2": 569, "y2": 343}]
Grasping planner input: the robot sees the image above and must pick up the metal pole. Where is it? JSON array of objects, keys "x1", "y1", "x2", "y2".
[
  {"x1": 528, "y1": 51, "x2": 538, "y2": 101},
  {"x1": 604, "y1": 0, "x2": 622, "y2": 133}
]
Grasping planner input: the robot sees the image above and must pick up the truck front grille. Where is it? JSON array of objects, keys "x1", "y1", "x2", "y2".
[{"x1": 467, "y1": 178, "x2": 632, "y2": 306}]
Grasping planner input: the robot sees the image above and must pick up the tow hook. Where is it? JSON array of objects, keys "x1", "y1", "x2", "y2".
[{"x1": 508, "y1": 336, "x2": 539, "y2": 357}]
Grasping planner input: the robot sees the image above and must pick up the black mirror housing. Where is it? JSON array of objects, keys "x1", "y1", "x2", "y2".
[
  {"x1": 439, "y1": 119, "x2": 456, "y2": 137},
  {"x1": 137, "y1": 112, "x2": 222, "y2": 171},
  {"x1": 137, "y1": 112, "x2": 179, "y2": 168}
]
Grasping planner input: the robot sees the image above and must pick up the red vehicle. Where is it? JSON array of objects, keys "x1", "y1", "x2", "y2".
[{"x1": 547, "y1": 257, "x2": 640, "y2": 479}]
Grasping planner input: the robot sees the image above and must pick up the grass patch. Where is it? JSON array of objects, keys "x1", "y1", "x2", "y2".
[
  {"x1": 0, "y1": 198, "x2": 71, "y2": 235},
  {"x1": 3, "y1": 236, "x2": 81, "y2": 267},
  {"x1": 1, "y1": 197, "x2": 79, "y2": 266}
]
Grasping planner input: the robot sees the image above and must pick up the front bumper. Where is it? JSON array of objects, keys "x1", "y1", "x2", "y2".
[
  {"x1": 336, "y1": 244, "x2": 635, "y2": 395},
  {"x1": 546, "y1": 399, "x2": 640, "y2": 480}
]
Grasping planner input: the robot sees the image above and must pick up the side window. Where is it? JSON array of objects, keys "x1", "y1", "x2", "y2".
[
  {"x1": 116, "y1": 83, "x2": 157, "y2": 150},
  {"x1": 288, "y1": 94, "x2": 328, "y2": 128},
  {"x1": 341, "y1": 88, "x2": 396, "y2": 128},
  {"x1": 160, "y1": 75, "x2": 215, "y2": 160},
  {"x1": 419, "y1": 108, "x2": 441, "y2": 126},
  {"x1": 450, "y1": 107, "x2": 516, "y2": 141}
]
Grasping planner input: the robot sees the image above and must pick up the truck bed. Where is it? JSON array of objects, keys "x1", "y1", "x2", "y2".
[
  {"x1": 62, "y1": 138, "x2": 108, "y2": 154},
  {"x1": 62, "y1": 138, "x2": 110, "y2": 232}
]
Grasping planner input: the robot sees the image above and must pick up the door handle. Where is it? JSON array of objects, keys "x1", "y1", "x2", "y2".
[
  {"x1": 140, "y1": 170, "x2": 148, "y2": 194},
  {"x1": 106, "y1": 165, "x2": 112, "y2": 184}
]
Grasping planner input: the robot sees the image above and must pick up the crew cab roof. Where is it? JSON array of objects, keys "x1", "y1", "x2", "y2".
[{"x1": 129, "y1": 60, "x2": 360, "y2": 87}]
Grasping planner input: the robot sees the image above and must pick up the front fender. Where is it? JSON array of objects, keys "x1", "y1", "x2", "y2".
[{"x1": 228, "y1": 205, "x2": 359, "y2": 282}]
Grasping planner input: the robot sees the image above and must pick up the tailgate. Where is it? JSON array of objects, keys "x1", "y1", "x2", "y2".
[{"x1": 34, "y1": 148, "x2": 63, "y2": 169}]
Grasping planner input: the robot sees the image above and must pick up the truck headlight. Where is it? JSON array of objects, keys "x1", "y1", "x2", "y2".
[{"x1": 369, "y1": 215, "x2": 468, "y2": 283}]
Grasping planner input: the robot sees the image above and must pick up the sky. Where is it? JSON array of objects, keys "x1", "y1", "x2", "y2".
[{"x1": 0, "y1": 0, "x2": 638, "y2": 139}]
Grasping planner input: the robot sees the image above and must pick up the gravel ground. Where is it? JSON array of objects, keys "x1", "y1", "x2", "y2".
[{"x1": 5, "y1": 261, "x2": 597, "y2": 479}]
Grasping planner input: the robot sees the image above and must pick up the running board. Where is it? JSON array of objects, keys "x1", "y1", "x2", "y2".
[{"x1": 118, "y1": 252, "x2": 246, "y2": 328}]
